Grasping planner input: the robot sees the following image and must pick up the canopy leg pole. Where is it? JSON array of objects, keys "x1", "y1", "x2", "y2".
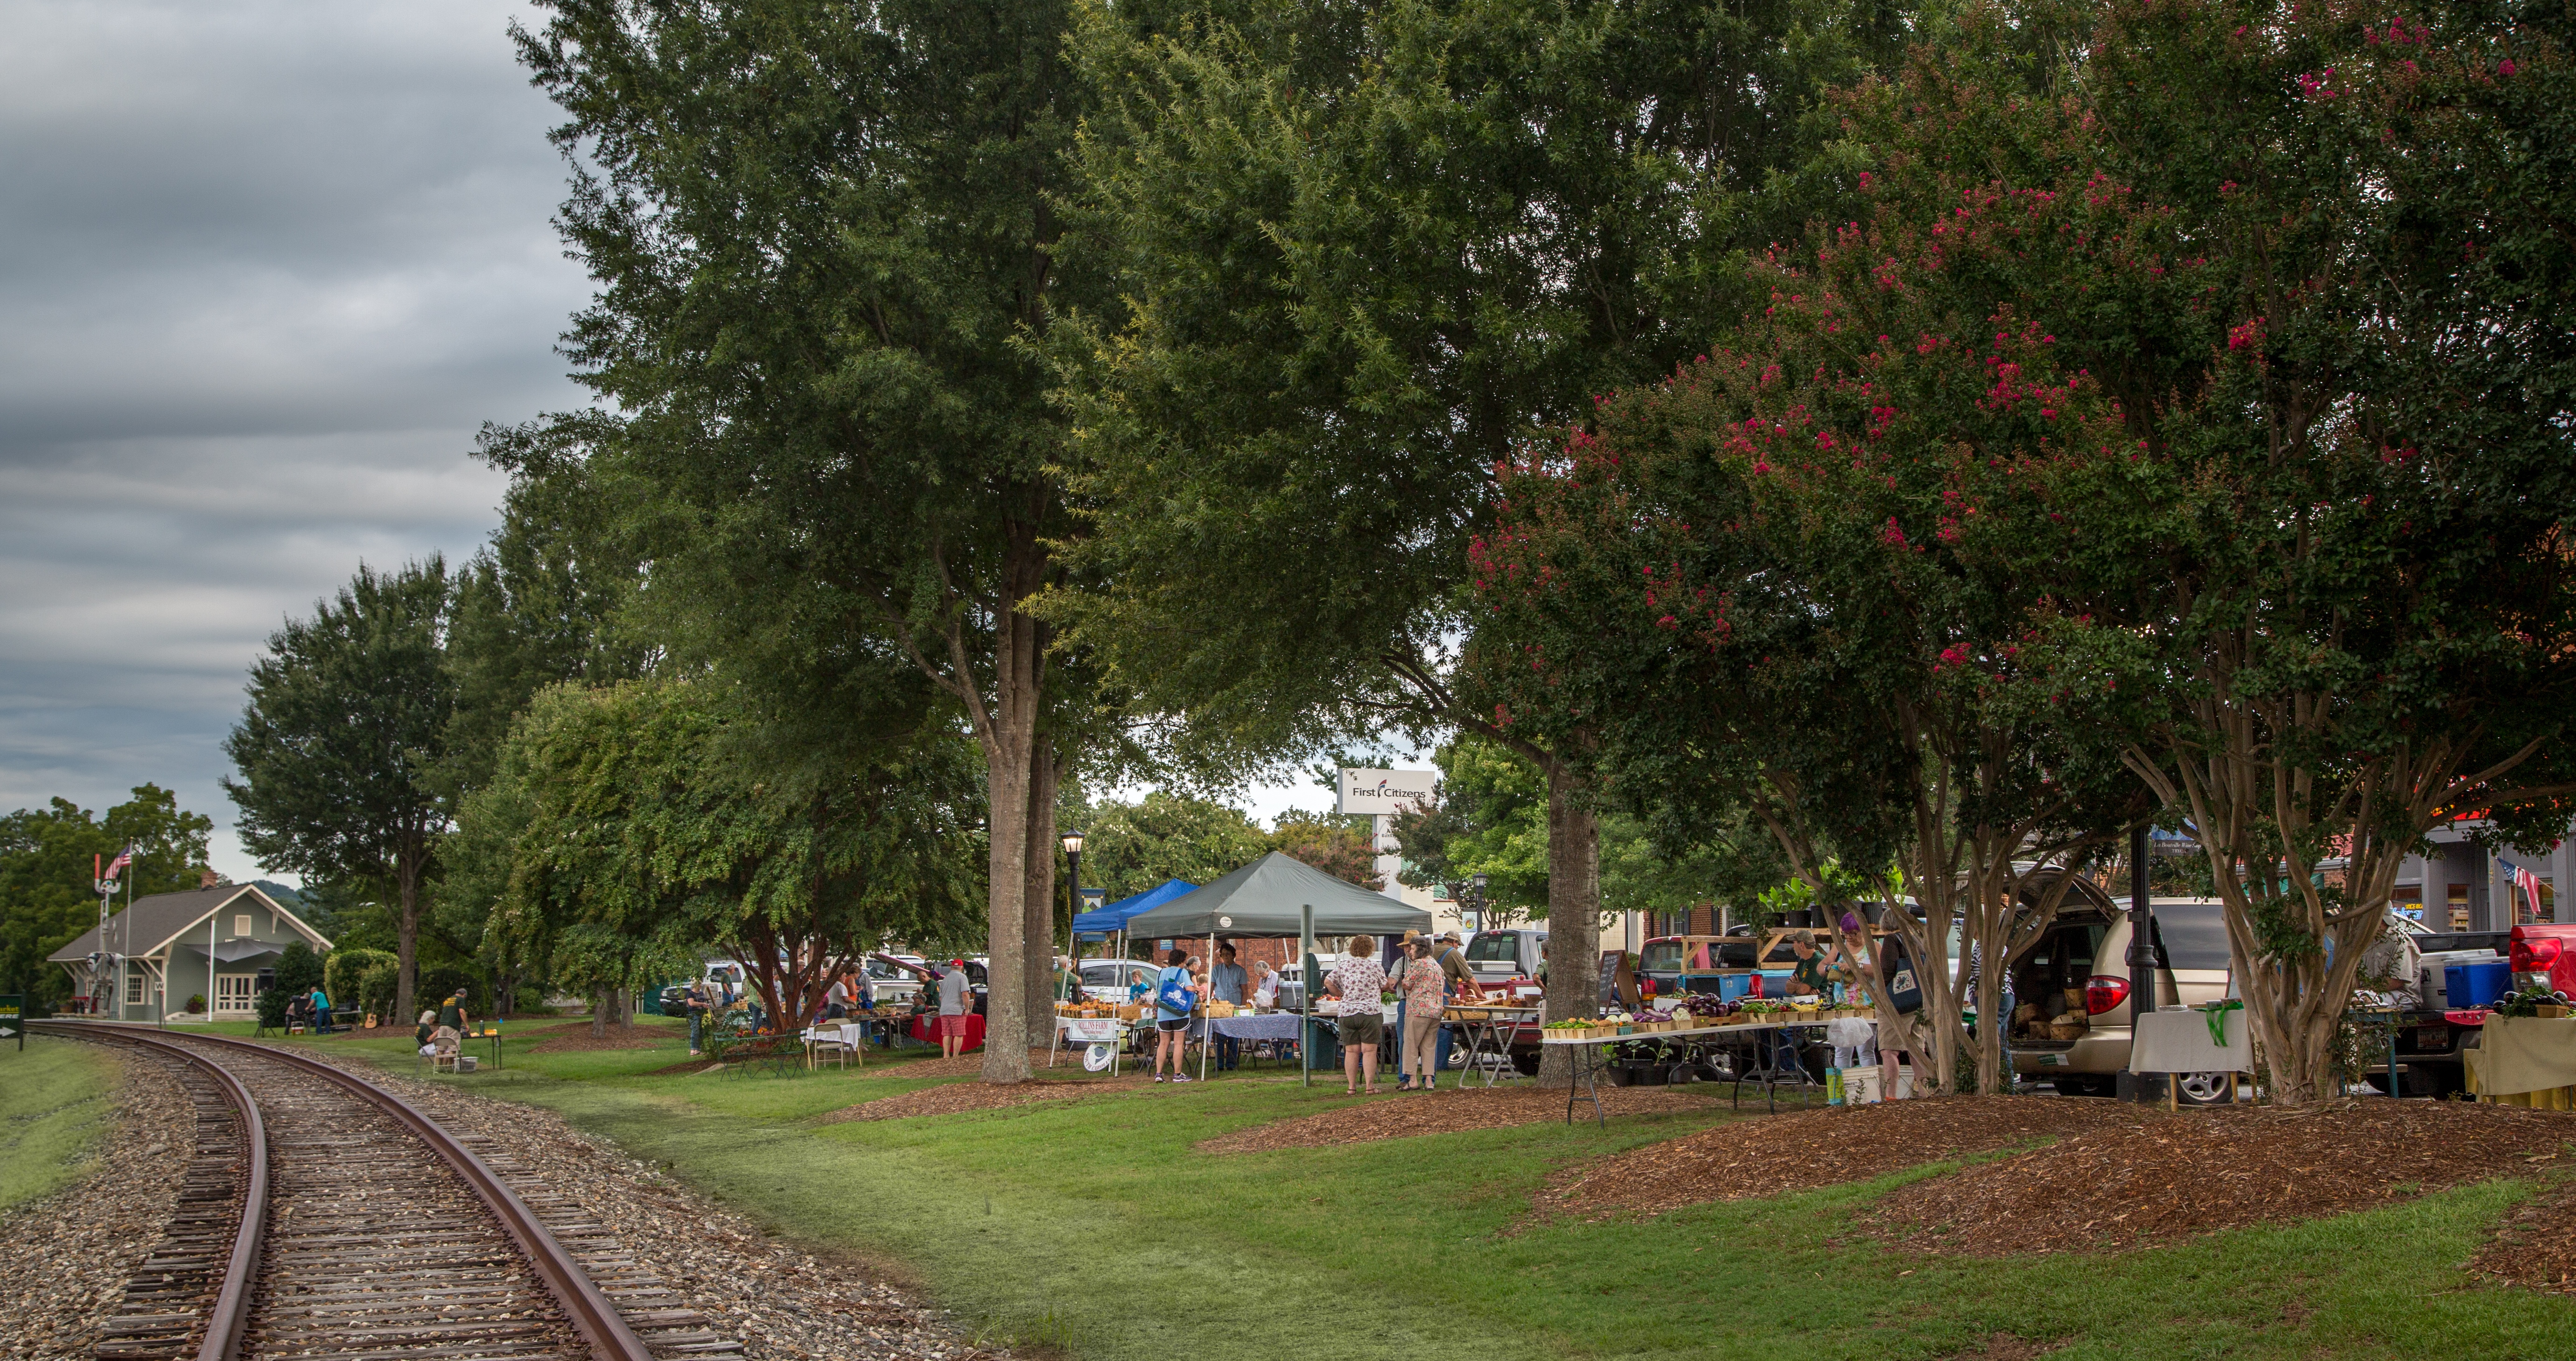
[{"x1": 1301, "y1": 905, "x2": 1314, "y2": 1089}]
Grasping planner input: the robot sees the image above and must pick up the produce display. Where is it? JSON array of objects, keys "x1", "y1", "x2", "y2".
[
  {"x1": 1539, "y1": 998, "x2": 1877, "y2": 1037},
  {"x1": 2491, "y1": 985, "x2": 2573, "y2": 1019}
]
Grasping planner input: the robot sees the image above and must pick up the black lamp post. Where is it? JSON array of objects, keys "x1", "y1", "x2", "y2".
[
  {"x1": 1062, "y1": 829, "x2": 1087, "y2": 971},
  {"x1": 1469, "y1": 871, "x2": 1491, "y2": 933}
]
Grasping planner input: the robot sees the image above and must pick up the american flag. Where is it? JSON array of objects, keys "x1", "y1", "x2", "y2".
[
  {"x1": 2508, "y1": 861, "x2": 2545, "y2": 921},
  {"x1": 104, "y1": 845, "x2": 133, "y2": 879}
]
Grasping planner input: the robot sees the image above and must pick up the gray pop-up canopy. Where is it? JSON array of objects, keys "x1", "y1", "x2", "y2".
[{"x1": 1121, "y1": 851, "x2": 1431, "y2": 939}]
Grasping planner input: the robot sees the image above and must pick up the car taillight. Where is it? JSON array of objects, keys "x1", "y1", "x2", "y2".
[
  {"x1": 2084, "y1": 975, "x2": 2130, "y2": 1015},
  {"x1": 1639, "y1": 978, "x2": 1657, "y2": 997},
  {"x1": 2512, "y1": 939, "x2": 2562, "y2": 970}
]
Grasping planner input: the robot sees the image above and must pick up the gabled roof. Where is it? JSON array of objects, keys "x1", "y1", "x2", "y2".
[
  {"x1": 1122, "y1": 852, "x2": 1431, "y2": 939},
  {"x1": 48, "y1": 884, "x2": 331, "y2": 963}
]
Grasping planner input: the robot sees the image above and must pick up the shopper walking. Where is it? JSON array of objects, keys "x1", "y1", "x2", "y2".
[
  {"x1": 1207, "y1": 944, "x2": 1248, "y2": 1071},
  {"x1": 937, "y1": 960, "x2": 973, "y2": 1059},
  {"x1": 1152, "y1": 948, "x2": 1199, "y2": 1082},
  {"x1": 1323, "y1": 935, "x2": 1388, "y2": 1095},
  {"x1": 1391, "y1": 936, "x2": 1446, "y2": 1091}
]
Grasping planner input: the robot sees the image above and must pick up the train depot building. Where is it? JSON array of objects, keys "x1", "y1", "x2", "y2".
[{"x1": 48, "y1": 882, "x2": 332, "y2": 1021}]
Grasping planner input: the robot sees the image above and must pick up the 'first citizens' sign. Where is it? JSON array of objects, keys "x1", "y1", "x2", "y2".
[{"x1": 1335, "y1": 768, "x2": 1438, "y2": 817}]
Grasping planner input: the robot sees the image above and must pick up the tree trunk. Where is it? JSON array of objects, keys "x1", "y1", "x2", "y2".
[
  {"x1": 1973, "y1": 933, "x2": 2008, "y2": 1096},
  {"x1": 976, "y1": 588, "x2": 1045, "y2": 1086},
  {"x1": 591, "y1": 987, "x2": 610, "y2": 1038},
  {"x1": 394, "y1": 849, "x2": 422, "y2": 1034},
  {"x1": 1023, "y1": 736, "x2": 1059, "y2": 1037},
  {"x1": 1535, "y1": 760, "x2": 1602, "y2": 1089}
]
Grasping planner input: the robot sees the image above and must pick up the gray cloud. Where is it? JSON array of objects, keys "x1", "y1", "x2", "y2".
[{"x1": 0, "y1": 0, "x2": 590, "y2": 878}]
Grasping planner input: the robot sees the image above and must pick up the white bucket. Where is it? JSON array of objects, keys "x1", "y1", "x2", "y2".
[{"x1": 1841, "y1": 1067, "x2": 1884, "y2": 1104}]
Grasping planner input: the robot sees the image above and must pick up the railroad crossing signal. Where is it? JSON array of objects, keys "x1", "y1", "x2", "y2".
[{"x1": 0, "y1": 995, "x2": 21, "y2": 1051}]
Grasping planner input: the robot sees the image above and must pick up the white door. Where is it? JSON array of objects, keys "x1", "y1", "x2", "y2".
[{"x1": 215, "y1": 973, "x2": 257, "y2": 1014}]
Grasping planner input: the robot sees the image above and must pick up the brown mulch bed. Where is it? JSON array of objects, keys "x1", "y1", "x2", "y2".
[
  {"x1": 816, "y1": 1075, "x2": 1152, "y2": 1123},
  {"x1": 529, "y1": 1021, "x2": 685, "y2": 1053},
  {"x1": 1196, "y1": 1084, "x2": 1726, "y2": 1155},
  {"x1": 1868, "y1": 1099, "x2": 2576, "y2": 1256},
  {"x1": 2474, "y1": 1172, "x2": 2576, "y2": 1294},
  {"x1": 1536, "y1": 1096, "x2": 2138, "y2": 1224}
]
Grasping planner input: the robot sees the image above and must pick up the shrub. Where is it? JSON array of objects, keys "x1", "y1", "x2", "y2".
[
  {"x1": 275, "y1": 941, "x2": 326, "y2": 997},
  {"x1": 325, "y1": 948, "x2": 396, "y2": 1017}
]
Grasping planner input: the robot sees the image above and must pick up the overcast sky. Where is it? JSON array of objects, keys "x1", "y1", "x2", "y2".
[
  {"x1": 0, "y1": 1, "x2": 581, "y2": 879},
  {"x1": 0, "y1": 1, "x2": 1370, "y2": 885}
]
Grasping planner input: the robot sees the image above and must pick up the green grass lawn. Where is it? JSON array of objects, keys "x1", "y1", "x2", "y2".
[
  {"x1": 247, "y1": 1019, "x2": 2576, "y2": 1361},
  {"x1": 0, "y1": 1034, "x2": 123, "y2": 1210}
]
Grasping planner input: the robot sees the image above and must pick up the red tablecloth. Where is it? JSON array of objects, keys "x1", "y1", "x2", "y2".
[{"x1": 910, "y1": 1011, "x2": 985, "y2": 1050}]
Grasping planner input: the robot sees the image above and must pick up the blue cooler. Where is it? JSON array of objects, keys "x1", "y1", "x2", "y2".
[
  {"x1": 2445, "y1": 959, "x2": 2510, "y2": 1009},
  {"x1": 1716, "y1": 973, "x2": 1754, "y2": 1001}
]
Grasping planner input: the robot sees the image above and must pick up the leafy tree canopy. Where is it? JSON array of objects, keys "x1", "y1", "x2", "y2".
[
  {"x1": 0, "y1": 785, "x2": 211, "y2": 1001},
  {"x1": 224, "y1": 557, "x2": 456, "y2": 1024},
  {"x1": 1064, "y1": 792, "x2": 1270, "y2": 902}
]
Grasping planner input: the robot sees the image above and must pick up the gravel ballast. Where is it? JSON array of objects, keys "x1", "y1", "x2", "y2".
[
  {"x1": 294, "y1": 1047, "x2": 1019, "y2": 1361},
  {"x1": 0, "y1": 1040, "x2": 193, "y2": 1361}
]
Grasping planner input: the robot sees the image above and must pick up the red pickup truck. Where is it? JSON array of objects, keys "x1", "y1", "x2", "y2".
[{"x1": 2509, "y1": 923, "x2": 2576, "y2": 996}]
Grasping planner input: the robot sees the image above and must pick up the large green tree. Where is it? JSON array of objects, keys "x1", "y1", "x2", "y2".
[
  {"x1": 477, "y1": 677, "x2": 984, "y2": 1033},
  {"x1": 1068, "y1": 792, "x2": 1270, "y2": 902},
  {"x1": 224, "y1": 559, "x2": 455, "y2": 1026},
  {"x1": 0, "y1": 785, "x2": 211, "y2": 1004},
  {"x1": 1057, "y1": 0, "x2": 1912, "y2": 1076},
  {"x1": 516, "y1": 0, "x2": 1103, "y2": 1081}
]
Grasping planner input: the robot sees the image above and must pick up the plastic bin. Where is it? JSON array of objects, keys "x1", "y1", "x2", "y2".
[
  {"x1": 1716, "y1": 973, "x2": 1754, "y2": 1001},
  {"x1": 2445, "y1": 959, "x2": 2510, "y2": 1009}
]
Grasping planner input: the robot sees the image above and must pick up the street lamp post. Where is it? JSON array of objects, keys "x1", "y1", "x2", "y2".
[
  {"x1": 1061, "y1": 830, "x2": 1086, "y2": 987},
  {"x1": 1468, "y1": 872, "x2": 1490, "y2": 934}
]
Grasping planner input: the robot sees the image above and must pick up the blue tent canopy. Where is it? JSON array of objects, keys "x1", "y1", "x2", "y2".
[{"x1": 1072, "y1": 878, "x2": 1199, "y2": 937}]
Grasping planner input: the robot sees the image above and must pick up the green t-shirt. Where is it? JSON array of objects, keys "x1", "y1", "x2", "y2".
[
  {"x1": 1792, "y1": 952, "x2": 1831, "y2": 996},
  {"x1": 437, "y1": 1000, "x2": 466, "y2": 1031}
]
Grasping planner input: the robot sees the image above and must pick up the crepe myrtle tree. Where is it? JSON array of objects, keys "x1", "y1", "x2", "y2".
[
  {"x1": 1463, "y1": 264, "x2": 2149, "y2": 1093},
  {"x1": 1942, "y1": 0, "x2": 2576, "y2": 1104}
]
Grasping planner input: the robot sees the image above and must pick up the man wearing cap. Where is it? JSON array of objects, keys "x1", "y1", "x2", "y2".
[
  {"x1": 1432, "y1": 932, "x2": 1482, "y2": 1079},
  {"x1": 937, "y1": 960, "x2": 973, "y2": 1059}
]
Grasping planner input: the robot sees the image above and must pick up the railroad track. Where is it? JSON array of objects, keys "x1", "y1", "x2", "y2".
[{"x1": 36, "y1": 1022, "x2": 738, "y2": 1361}]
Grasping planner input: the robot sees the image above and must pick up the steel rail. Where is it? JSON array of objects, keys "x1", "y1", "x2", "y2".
[
  {"x1": 38, "y1": 1020, "x2": 655, "y2": 1361},
  {"x1": 39, "y1": 1021, "x2": 271, "y2": 1361}
]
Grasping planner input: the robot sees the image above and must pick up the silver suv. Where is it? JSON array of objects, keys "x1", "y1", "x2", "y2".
[{"x1": 2006, "y1": 895, "x2": 2234, "y2": 1100}]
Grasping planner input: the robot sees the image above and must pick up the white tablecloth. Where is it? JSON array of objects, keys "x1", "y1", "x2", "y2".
[
  {"x1": 2129, "y1": 1009, "x2": 2251, "y2": 1074},
  {"x1": 1208, "y1": 1013, "x2": 1303, "y2": 1041}
]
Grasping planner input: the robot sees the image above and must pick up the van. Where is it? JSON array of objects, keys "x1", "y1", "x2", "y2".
[{"x1": 2006, "y1": 895, "x2": 2234, "y2": 1098}]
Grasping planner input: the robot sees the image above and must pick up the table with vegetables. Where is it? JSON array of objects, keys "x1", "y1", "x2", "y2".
[{"x1": 1540, "y1": 997, "x2": 1878, "y2": 1127}]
